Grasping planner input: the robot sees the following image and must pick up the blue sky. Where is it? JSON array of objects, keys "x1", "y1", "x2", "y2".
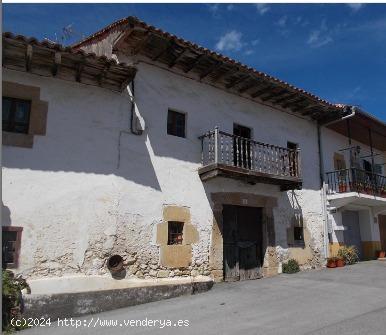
[{"x1": 3, "y1": 3, "x2": 386, "y2": 121}]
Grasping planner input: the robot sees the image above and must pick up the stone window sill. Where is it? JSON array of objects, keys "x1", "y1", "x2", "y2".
[{"x1": 2, "y1": 131, "x2": 33, "y2": 148}]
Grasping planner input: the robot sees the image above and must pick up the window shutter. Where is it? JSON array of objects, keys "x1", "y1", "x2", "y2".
[{"x1": 29, "y1": 101, "x2": 48, "y2": 135}]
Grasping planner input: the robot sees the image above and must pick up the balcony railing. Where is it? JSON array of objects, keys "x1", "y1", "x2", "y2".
[
  {"x1": 326, "y1": 168, "x2": 386, "y2": 198},
  {"x1": 198, "y1": 128, "x2": 302, "y2": 189}
]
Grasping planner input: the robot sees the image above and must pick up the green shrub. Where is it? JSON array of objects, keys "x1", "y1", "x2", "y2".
[
  {"x1": 282, "y1": 259, "x2": 300, "y2": 274},
  {"x1": 337, "y1": 245, "x2": 359, "y2": 265},
  {"x1": 2, "y1": 270, "x2": 30, "y2": 332}
]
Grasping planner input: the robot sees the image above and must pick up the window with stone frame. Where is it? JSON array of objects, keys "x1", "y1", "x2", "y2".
[
  {"x1": 2, "y1": 226, "x2": 23, "y2": 268},
  {"x1": 167, "y1": 221, "x2": 184, "y2": 245},
  {"x1": 2, "y1": 97, "x2": 31, "y2": 134}
]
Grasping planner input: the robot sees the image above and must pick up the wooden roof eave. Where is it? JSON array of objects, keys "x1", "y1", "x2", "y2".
[
  {"x1": 115, "y1": 27, "x2": 342, "y2": 120},
  {"x1": 3, "y1": 34, "x2": 137, "y2": 93}
]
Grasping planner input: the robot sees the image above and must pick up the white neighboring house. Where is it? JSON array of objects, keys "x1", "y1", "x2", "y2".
[
  {"x1": 321, "y1": 112, "x2": 386, "y2": 259},
  {"x1": 2, "y1": 17, "x2": 385, "y2": 285}
]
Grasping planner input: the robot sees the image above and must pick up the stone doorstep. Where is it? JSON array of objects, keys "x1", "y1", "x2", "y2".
[
  {"x1": 377, "y1": 257, "x2": 386, "y2": 261},
  {"x1": 22, "y1": 277, "x2": 214, "y2": 320}
]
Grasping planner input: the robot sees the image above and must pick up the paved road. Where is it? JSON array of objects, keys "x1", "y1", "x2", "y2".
[{"x1": 23, "y1": 261, "x2": 386, "y2": 335}]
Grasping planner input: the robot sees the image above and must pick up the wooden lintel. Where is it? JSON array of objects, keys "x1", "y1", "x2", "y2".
[
  {"x1": 25, "y1": 44, "x2": 33, "y2": 72},
  {"x1": 52, "y1": 52, "x2": 61, "y2": 76}
]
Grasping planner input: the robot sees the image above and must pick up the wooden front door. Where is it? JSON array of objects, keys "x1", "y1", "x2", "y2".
[
  {"x1": 379, "y1": 215, "x2": 386, "y2": 251},
  {"x1": 223, "y1": 205, "x2": 263, "y2": 281}
]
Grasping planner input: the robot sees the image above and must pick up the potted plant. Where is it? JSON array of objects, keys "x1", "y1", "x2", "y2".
[
  {"x1": 337, "y1": 245, "x2": 359, "y2": 265},
  {"x1": 327, "y1": 257, "x2": 337, "y2": 268},
  {"x1": 335, "y1": 257, "x2": 345, "y2": 267},
  {"x1": 377, "y1": 250, "x2": 386, "y2": 259},
  {"x1": 338, "y1": 181, "x2": 347, "y2": 193}
]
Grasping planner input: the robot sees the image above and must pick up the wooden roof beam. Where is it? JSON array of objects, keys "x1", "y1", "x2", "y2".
[
  {"x1": 251, "y1": 86, "x2": 273, "y2": 98},
  {"x1": 52, "y1": 51, "x2": 61, "y2": 76},
  {"x1": 131, "y1": 31, "x2": 151, "y2": 55},
  {"x1": 225, "y1": 74, "x2": 249, "y2": 89},
  {"x1": 261, "y1": 89, "x2": 288, "y2": 102},
  {"x1": 199, "y1": 61, "x2": 223, "y2": 80},
  {"x1": 184, "y1": 54, "x2": 205, "y2": 73},
  {"x1": 25, "y1": 44, "x2": 33, "y2": 72},
  {"x1": 238, "y1": 78, "x2": 260, "y2": 94},
  {"x1": 151, "y1": 40, "x2": 173, "y2": 61},
  {"x1": 168, "y1": 48, "x2": 187, "y2": 68}
]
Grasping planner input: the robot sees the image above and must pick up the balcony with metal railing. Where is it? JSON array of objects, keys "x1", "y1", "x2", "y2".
[
  {"x1": 198, "y1": 127, "x2": 302, "y2": 190},
  {"x1": 326, "y1": 168, "x2": 386, "y2": 198}
]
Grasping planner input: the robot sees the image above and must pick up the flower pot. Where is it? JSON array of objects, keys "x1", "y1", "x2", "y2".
[
  {"x1": 327, "y1": 259, "x2": 336, "y2": 268},
  {"x1": 335, "y1": 259, "x2": 345, "y2": 267},
  {"x1": 338, "y1": 184, "x2": 347, "y2": 193},
  {"x1": 377, "y1": 250, "x2": 386, "y2": 259}
]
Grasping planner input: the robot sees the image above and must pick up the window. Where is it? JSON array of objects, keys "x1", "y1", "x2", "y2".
[
  {"x1": 2, "y1": 97, "x2": 31, "y2": 134},
  {"x1": 294, "y1": 226, "x2": 304, "y2": 242},
  {"x1": 167, "y1": 110, "x2": 186, "y2": 138},
  {"x1": 168, "y1": 221, "x2": 184, "y2": 245},
  {"x1": 2, "y1": 227, "x2": 23, "y2": 268}
]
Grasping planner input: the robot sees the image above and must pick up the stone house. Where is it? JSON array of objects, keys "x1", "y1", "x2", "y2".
[{"x1": 2, "y1": 17, "x2": 385, "y2": 284}]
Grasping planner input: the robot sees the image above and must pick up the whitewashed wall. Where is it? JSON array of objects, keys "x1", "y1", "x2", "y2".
[{"x1": 3, "y1": 62, "x2": 326, "y2": 279}]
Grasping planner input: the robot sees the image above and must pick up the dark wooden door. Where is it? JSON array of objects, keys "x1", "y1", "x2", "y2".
[
  {"x1": 379, "y1": 215, "x2": 386, "y2": 251},
  {"x1": 223, "y1": 205, "x2": 263, "y2": 281}
]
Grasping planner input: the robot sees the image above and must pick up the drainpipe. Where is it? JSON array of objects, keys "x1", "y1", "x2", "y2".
[
  {"x1": 317, "y1": 105, "x2": 357, "y2": 260},
  {"x1": 129, "y1": 79, "x2": 143, "y2": 136},
  {"x1": 117, "y1": 78, "x2": 143, "y2": 168}
]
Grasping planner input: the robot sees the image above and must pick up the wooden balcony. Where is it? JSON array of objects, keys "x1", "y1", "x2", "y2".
[
  {"x1": 326, "y1": 168, "x2": 386, "y2": 198},
  {"x1": 198, "y1": 128, "x2": 302, "y2": 191}
]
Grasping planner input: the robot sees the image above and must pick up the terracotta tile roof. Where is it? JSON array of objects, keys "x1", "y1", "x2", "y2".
[{"x1": 72, "y1": 16, "x2": 344, "y2": 112}]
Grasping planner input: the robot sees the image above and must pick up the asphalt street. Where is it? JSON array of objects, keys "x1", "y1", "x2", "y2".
[{"x1": 22, "y1": 261, "x2": 386, "y2": 335}]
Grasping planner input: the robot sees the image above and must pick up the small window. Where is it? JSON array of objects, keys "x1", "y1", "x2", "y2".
[
  {"x1": 2, "y1": 97, "x2": 31, "y2": 134},
  {"x1": 168, "y1": 221, "x2": 184, "y2": 245},
  {"x1": 2, "y1": 227, "x2": 23, "y2": 268},
  {"x1": 294, "y1": 226, "x2": 304, "y2": 242},
  {"x1": 167, "y1": 110, "x2": 186, "y2": 138}
]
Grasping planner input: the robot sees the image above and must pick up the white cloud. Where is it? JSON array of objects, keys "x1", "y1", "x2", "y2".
[
  {"x1": 251, "y1": 39, "x2": 260, "y2": 46},
  {"x1": 307, "y1": 19, "x2": 333, "y2": 48},
  {"x1": 347, "y1": 3, "x2": 364, "y2": 12},
  {"x1": 255, "y1": 4, "x2": 270, "y2": 15},
  {"x1": 244, "y1": 49, "x2": 254, "y2": 56},
  {"x1": 207, "y1": 4, "x2": 220, "y2": 14},
  {"x1": 215, "y1": 30, "x2": 244, "y2": 52},
  {"x1": 277, "y1": 16, "x2": 288, "y2": 28}
]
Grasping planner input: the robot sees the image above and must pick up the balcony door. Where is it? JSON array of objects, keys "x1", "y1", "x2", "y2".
[{"x1": 233, "y1": 124, "x2": 251, "y2": 169}]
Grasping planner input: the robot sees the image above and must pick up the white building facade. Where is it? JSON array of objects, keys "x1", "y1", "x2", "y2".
[{"x1": 2, "y1": 18, "x2": 385, "y2": 284}]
